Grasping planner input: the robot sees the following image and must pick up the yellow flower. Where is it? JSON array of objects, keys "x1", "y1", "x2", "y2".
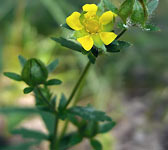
[{"x1": 66, "y1": 4, "x2": 117, "y2": 51}]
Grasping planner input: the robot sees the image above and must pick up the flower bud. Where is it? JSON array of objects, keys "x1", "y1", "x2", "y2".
[{"x1": 21, "y1": 58, "x2": 48, "y2": 86}]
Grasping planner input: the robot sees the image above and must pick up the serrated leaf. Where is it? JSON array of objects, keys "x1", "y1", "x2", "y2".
[
  {"x1": 52, "y1": 37, "x2": 88, "y2": 55},
  {"x1": 118, "y1": 0, "x2": 135, "y2": 23},
  {"x1": 106, "y1": 40, "x2": 131, "y2": 53},
  {"x1": 147, "y1": 0, "x2": 159, "y2": 15},
  {"x1": 0, "y1": 107, "x2": 53, "y2": 116},
  {"x1": 50, "y1": 96, "x2": 57, "y2": 107},
  {"x1": 144, "y1": 24, "x2": 160, "y2": 31},
  {"x1": 18, "y1": 55, "x2": 27, "y2": 67},
  {"x1": 47, "y1": 59, "x2": 59, "y2": 73},
  {"x1": 12, "y1": 128, "x2": 48, "y2": 140},
  {"x1": 90, "y1": 139, "x2": 102, "y2": 150},
  {"x1": 7, "y1": 114, "x2": 26, "y2": 131},
  {"x1": 59, "y1": 132, "x2": 83, "y2": 150},
  {"x1": 0, "y1": 107, "x2": 38, "y2": 114},
  {"x1": 131, "y1": 0, "x2": 146, "y2": 25},
  {"x1": 4, "y1": 72, "x2": 22, "y2": 81},
  {"x1": 67, "y1": 133, "x2": 83, "y2": 147},
  {"x1": 103, "y1": 0, "x2": 118, "y2": 13},
  {"x1": 23, "y1": 87, "x2": 34, "y2": 94},
  {"x1": 40, "y1": 112, "x2": 55, "y2": 134},
  {"x1": 1, "y1": 141, "x2": 40, "y2": 150},
  {"x1": 67, "y1": 115, "x2": 79, "y2": 126},
  {"x1": 58, "y1": 93, "x2": 67, "y2": 112},
  {"x1": 68, "y1": 106, "x2": 112, "y2": 122},
  {"x1": 46, "y1": 79, "x2": 62, "y2": 86},
  {"x1": 99, "y1": 121, "x2": 116, "y2": 133},
  {"x1": 0, "y1": 107, "x2": 56, "y2": 135}
]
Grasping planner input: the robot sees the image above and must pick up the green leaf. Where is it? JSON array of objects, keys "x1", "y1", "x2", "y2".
[
  {"x1": 58, "y1": 93, "x2": 67, "y2": 112},
  {"x1": 7, "y1": 114, "x2": 27, "y2": 131},
  {"x1": 90, "y1": 139, "x2": 102, "y2": 150},
  {"x1": 4, "y1": 72, "x2": 22, "y2": 81},
  {"x1": 47, "y1": 59, "x2": 59, "y2": 73},
  {"x1": 18, "y1": 55, "x2": 27, "y2": 67},
  {"x1": 1, "y1": 141, "x2": 40, "y2": 150},
  {"x1": 68, "y1": 115, "x2": 79, "y2": 126},
  {"x1": 103, "y1": 0, "x2": 118, "y2": 13},
  {"x1": 23, "y1": 87, "x2": 34, "y2": 94},
  {"x1": 60, "y1": 23, "x2": 73, "y2": 30},
  {"x1": 59, "y1": 132, "x2": 83, "y2": 150},
  {"x1": 0, "y1": 107, "x2": 56, "y2": 135},
  {"x1": 46, "y1": 79, "x2": 62, "y2": 86},
  {"x1": 68, "y1": 106, "x2": 112, "y2": 122},
  {"x1": 118, "y1": 0, "x2": 135, "y2": 23},
  {"x1": 50, "y1": 96, "x2": 57, "y2": 107},
  {"x1": 67, "y1": 133, "x2": 83, "y2": 147},
  {"x1": 131, "y1": 0, "x2": 146, "y2": 25},
  {"x1": 147, "y1": 0, "x2": 159, "y2": 15},
  {"x1": 143, "y1": 24, "x2": 160, "y2": 31},
  {"x1": 106, "y1": 40, "x2": 131, "y2": 53},
  {"x1": 11, "y1": 128, "x2": 48, "y2": 140},
  {"x1": 39, "y1": 112, "x2": 55, "y2": 134},
  {"x1": 0, "y1": 107, "x2": 53, "y2": 116},
  {"x1": 88, "y1": 52, "x2": 96, "y2": 64},
  {"x1": 81, "y1": 121, "x2": 99, "y2": 138},
  {"x1": 51, "y1": 37, "x2": 88, "y2": 54},
  {"x1": 98, "y1": 121, "x2": 116, "y2": 133}
]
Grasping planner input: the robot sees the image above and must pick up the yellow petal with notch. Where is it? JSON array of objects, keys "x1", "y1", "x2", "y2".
[
  {"x1": 66, "y1": 12, "x2": 83, "y2": 31},
  {"x1": 99, "y1": 32, "x2": 117, "y2": 45},
  {"x1": 82, "y1": 4, "x2": 98, "y2": 12},
  {"x1": 77, "y1": 35, "x2": 93, "y2": 51},
  {"x1": 99, "y1": 11, "x2": 116, "y2": 25}
]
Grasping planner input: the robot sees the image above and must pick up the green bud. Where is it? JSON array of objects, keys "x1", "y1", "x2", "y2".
[{"x1": 21, "y1": 58, "x2": 48, "y2": 86}]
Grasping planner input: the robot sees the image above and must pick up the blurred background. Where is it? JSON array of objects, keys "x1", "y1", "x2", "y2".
[{"x1": 0, "y1": 0, "x2": 168, "y2": 149}]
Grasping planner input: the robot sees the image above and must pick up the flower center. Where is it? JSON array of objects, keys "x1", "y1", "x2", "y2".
[{"x1": 84, "y1": 15, "x2": 100, "y2": 34}]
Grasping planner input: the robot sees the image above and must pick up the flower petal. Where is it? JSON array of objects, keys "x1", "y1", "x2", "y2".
[
  {"x1": 82, "y1": 4, "x2": 98, "y2": 12},
  {"x1": 66, "y1": 12, "x2": 83, "y2": 31},
  {"x1": 99, "y1": 11, "x2": 116, "y2": 25},
  {"x1": 99, "y1": 32, "x2": 117, "y2": 45},
  {"x1": 77, "y1": 35, "x2": 93, "y2": 51}
]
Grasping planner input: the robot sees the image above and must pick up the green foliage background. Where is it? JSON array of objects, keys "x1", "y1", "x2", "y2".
[{"x1": 0, "y1": 0, "x2": 167, "y2": 149}]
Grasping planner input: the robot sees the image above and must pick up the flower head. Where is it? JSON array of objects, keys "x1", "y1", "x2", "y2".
[{"x1": 66, "y1": 4, "x2": 117, "y2": 51}]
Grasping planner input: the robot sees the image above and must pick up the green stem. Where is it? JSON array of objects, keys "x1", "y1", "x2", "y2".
[
  {"x1": 116, "y1": 29, "x2": 127, "y2": 40},
  {"x1": 57, "y1": 60, "x2": 91, "y2": 147},
  {"x1": 35, "y1": 86, "x2": 58, "y2": 150},
  {"x1": 51, "y1": 29, "x2": 127, "y2": 149},
  {"x1": 58, "y1": 29, "x2": 128, "y2": 141},
  {"x1": 50, "y1": 117, "x2": 59, "y2": 150},
  {"x1": 63, "y1": 61, "x2": 91, "y2": 109}
]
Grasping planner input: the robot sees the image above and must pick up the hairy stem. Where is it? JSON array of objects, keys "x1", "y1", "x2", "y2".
[
  {"x1": 51, "y1": 29, "x2": 127, "y2": 149},
  {"x1": 64, "y1": 61, "x2": 91, "y2": 109},
  {"x1": 56, "y1": 60, "x2": 91, "y2": 147},
  {"x1": 116, "y1": 29, "x2": 127, "y2": 40},
  {"x1": 50, "y1": 117, "x2": 59, "y2": 150}
]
